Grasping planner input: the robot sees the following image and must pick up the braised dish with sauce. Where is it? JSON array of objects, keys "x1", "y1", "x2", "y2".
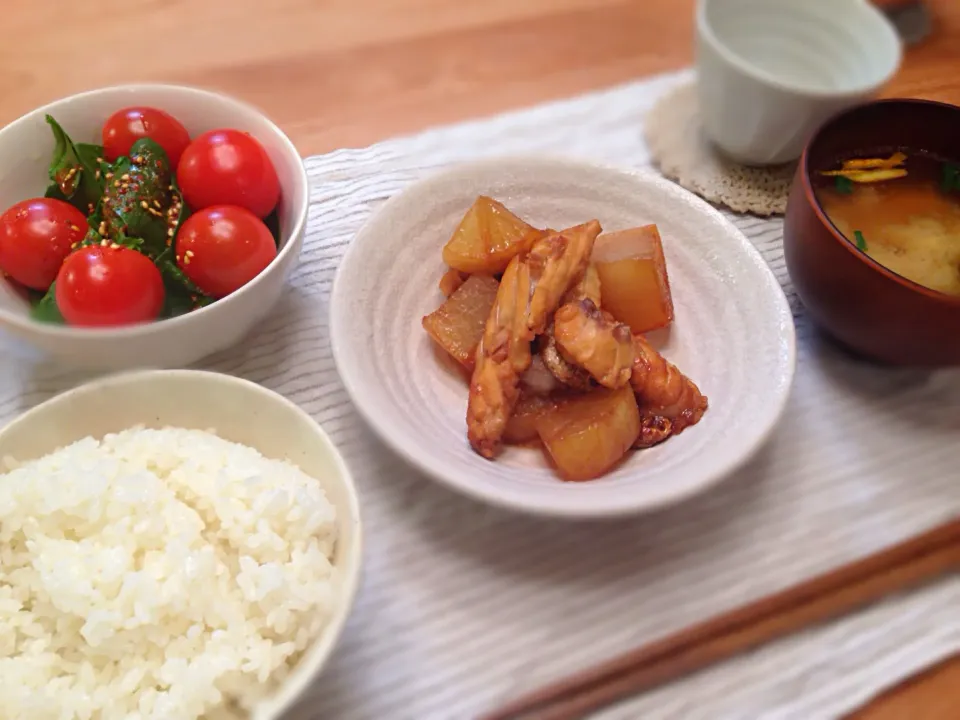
[{"x1": 422, "y1": 196, "x2": 708, "y2": 482}]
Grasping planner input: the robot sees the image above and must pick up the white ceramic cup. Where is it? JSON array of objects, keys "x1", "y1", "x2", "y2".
[{"x1": 695, "y1": 0, "x2": 902, "y2": 166}]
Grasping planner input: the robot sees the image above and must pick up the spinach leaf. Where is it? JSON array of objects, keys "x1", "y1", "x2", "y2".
[
  {"x1": 101, "y1": 138, "x2": 172, "y2": 258},
  {"x1": 153, "y1": 176, "x2": 213, "y2": 318},
  {"x1": 834, "y1": 176, "x2": 854, "y2": 195},
  {"x1": 156, "y1": 254, "x2": 211, "y2": 317},
  {"x1": 942, "y1": 162, "x2": 960, "y2": 193},
  {"x1": 263, "y1": 209, "x2": 281, "y2": 247},
  {"x1": 76, "y1": 143, "x2": 110, "y2": 207},
  {"x1": 44, "y1": 183, "x2": 69, "y2": 203},
  {"x1": 161, "y1": 288, "x2": 196, "y2": 318},
  {"x1": 170, "y1": 175, "x2": 190, "y2": 239},
  {"x1": 117, "y1": 233, "x2": 144, "y2": 251},
  {"x1": 29, "y1": 283, "x2": 64, "y2": 324},
  {"x1": 79, "y1": 225, "x2": 101, "y2": 247},
  {"x1": 104, "y1": 231, "x2": 145, "y2": 252},
  {"x1": 75, "y1": 143, "x2": 107, "y2": 173},
  {"x1": 86, "y1": 196, "x2": 104, "y2": 232},
  {"x1": 45, "y1": 116, "x2": 103, "y2": 214}
]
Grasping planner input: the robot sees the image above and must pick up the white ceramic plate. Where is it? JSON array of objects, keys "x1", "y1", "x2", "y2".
[{"x1": 330, "y1": 157, "x2": 796, "y2": 518}]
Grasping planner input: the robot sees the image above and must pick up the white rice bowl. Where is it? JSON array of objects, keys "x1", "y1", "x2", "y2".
[{"x1": 0, "y1": 426, "x2": 340, "y2": 720}]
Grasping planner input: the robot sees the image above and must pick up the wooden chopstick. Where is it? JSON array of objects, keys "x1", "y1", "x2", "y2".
[{"x1": 480, "y1": 518, "x2": 960, "y2": 720}]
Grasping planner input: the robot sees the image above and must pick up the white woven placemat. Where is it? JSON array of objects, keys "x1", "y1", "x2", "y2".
[{"x1": 2, "y1": 69, "x2": 959, "y2": 720}]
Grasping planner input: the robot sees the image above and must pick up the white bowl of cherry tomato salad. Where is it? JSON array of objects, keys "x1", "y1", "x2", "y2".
[{"x1": 0, "y1": 84, "x2": 308, "y2": 369}]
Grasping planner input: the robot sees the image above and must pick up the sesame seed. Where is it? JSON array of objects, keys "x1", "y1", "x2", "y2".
[
  {"x1": 184, "y1": 256, "x2": 191, "y2": 265},
  {"x1": 110, "y1": 243, "x2": 120, "y2": 249},
  {"x1": 96, "y1": 157, "x2": 103, "y2": 163},
  {"x1": 121, "y1": 174, "x2": 130, "y2": 181},
  {"x1": 168, "y1": 185, "x2": 174, "y2": 191},
  {"x1": 140, "y1": 201, "x2": 149, "y2": 209},
  {"x1": 176, "y1": 255, "x2": 181, "y2": 263},
  {"x1": 185, "y1": 250, "x2": 195, "y2": 258},
  {"x1": 105, "y1": 172, "x2": 113, "y2": 180},
  {"x1": 114, "y1": 180, "x2": 120, "y2": 187},
  {"x1": 69, "y1": 224, "x2": 80, "y2": 232},
  {"x1": 95, "y1": 170, "x2": 101, "y2": 180},
  {"x1": 71, "y1": 242, "x2": 78, "y2": 249},
  {"x1": 153, "y1": 199, "x2": 162, "y2": 208},
  {"x1": 101, "y1": 239, "x2": 109, "y2": 247},
  {"x1": 167, "y1": 228, "x2": 175, "y2": 237},
  {"x1": 98, "y1": 222, "x2": 107, "y2": 235}
]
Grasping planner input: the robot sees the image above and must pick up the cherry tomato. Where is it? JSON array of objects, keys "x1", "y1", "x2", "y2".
[
  {"x1": 0, "y1": 198, "x2": 87, "y2": 290},
  {"x1": 177, "y1": 129, "x2": 280, "y2": 218},
  {"x1": 102, "y1": 107, "x2": 191, "y2": 169},
  {"x1": 176, "y1": 205, "x2": 277, "y2": 298},
  {"x1": 56, "y1": 246, "x2": 165, "y2": 327}
]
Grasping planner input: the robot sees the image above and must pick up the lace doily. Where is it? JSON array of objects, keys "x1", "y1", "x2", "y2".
[{"x1": 644, "y1": 82, "x2": 795, "y2": 216}]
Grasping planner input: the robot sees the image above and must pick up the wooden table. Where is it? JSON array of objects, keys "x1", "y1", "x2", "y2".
[{"x1": 3, "y1": 0, "x2": 958, "y2": 716}]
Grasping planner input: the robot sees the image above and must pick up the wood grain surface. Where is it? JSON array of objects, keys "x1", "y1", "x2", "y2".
[{"x1": 2, "y1": 0, "x2": 958, "y2": 716}]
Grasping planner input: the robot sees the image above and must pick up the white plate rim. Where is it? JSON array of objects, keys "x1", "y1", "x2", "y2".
[{"x1": 330, "y1": 155, "x2": 797, "y2": 518}]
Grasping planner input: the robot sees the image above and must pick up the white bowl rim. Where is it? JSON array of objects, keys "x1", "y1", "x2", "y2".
[
  {"x1": 0, "y1": 368, "x2": 364, "y2": 716},
  {"x1": 696, "y1": 0, "x2": 903, "y2": 100},
  {"x1": 330, "y1": 154, "x2": 798, "y2": 519},
  {"x1": 0, "y1": 83, "x2": 309, "y2": 339}
]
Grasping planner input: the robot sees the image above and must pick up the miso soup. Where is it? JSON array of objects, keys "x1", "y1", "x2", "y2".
[{"x1": 816, "y1": 151, "x2": 960, "y2": 296}]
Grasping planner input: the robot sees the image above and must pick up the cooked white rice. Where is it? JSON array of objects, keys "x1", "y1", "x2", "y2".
[{"x1": 0, "y1": 427, "x2": 339, "y2": 720}]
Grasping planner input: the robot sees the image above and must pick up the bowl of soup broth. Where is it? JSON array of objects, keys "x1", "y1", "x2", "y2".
[{"x1": 784, "y1": 98, "x2": 960, "y2": 365}]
